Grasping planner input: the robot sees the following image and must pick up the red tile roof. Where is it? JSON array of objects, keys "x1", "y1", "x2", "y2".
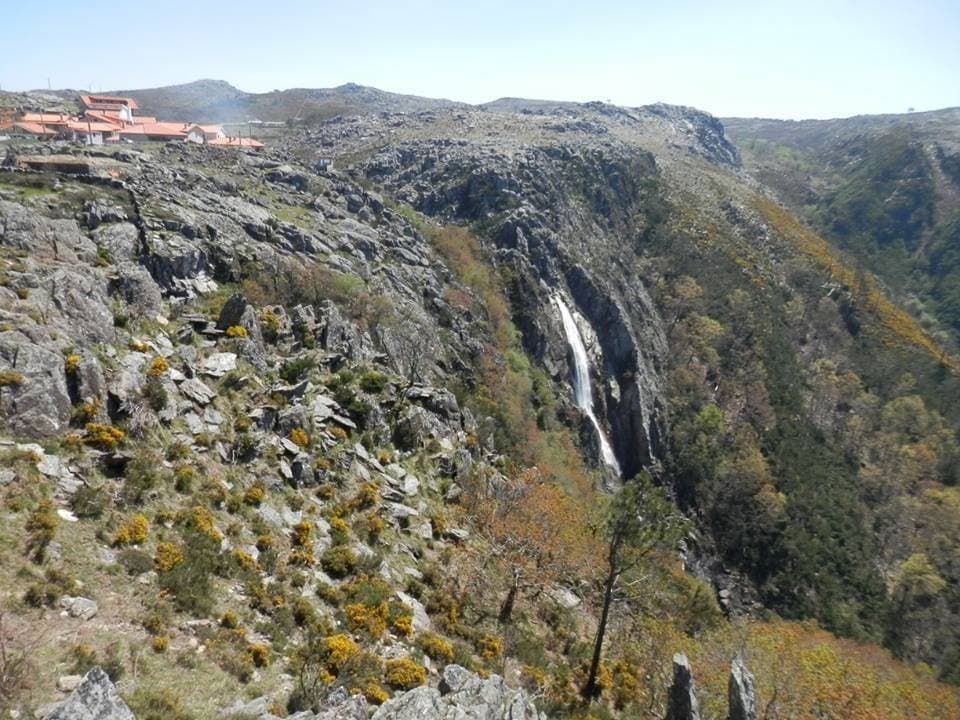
[
  {"x1": 118, "y1": 123, "x2": 189, "y2": 138},
  {"x1": 79, "y1": 94, "x2": 138, "y2": 110},
  {"x1": 82, "y1": 111, "x2": 124, "y2": 126},
  {"x1": 20, "y1": 112, "x2": 72, "y2": 125},
  {"x1": 4, "y1": 122, "x2": 59, "y2": 136},
  {"x1": 67, "y1": 121, "x2": 119, "y2": 133}
]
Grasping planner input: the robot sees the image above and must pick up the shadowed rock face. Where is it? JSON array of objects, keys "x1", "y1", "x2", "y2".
[
  {"x1": 46, "y1": 667, "x2": 134, "y2": 720},
  {"x1": 665, "y1": 652, "x2": 701, "y2": 720}
]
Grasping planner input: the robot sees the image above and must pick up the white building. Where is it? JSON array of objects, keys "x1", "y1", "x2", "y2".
[{"x1": 185, "y1": 124, "x2": 226, "y2": 144}]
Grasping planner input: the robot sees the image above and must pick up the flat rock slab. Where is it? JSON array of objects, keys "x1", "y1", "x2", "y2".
[
  {"x1": 179, "y1": 377, "x2": 215, "y2": 405},
  {"x1": 200, "y1": 352, "x2": 237, "y2": 377}
]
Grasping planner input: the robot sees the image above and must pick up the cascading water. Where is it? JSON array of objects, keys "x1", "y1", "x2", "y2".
[{"x1": 555, "y1": 296, "x2": 622, "y2": 476}]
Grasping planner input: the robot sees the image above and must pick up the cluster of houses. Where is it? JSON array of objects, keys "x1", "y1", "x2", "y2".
[{"x1": 0, "y1": 94, "x2": 264, "y2": 149}]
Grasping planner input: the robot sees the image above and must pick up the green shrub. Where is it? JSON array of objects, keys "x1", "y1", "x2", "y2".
[
  {"x1": 23, "y1": 567, "x2": 77, "y2": 607},
  {"x1": 126, "y1": 687, "x2": 195, "y2": 720},
  {"x1": 157, "y1": 524, "x2": 222, "y2": 615},
  {"x1": 173, "y1": 464, "x2": 196, "y2": 493},
  {"x1": 25, "y1": 500, "x2": 58, "y2": 562},
  {"x1": 70, "y1": 484, "x2": 107, "y2": 518},
  {"x1": 118, "y1": 549, "x2": 153, "y2": 575},
  {"x1": 234, "y1": 433, "x2": 258, "y2": 461},
  {"x1": 280, "y1": 356, "x2": 316, "y2": 384},
  {"x1": 416, "y1": 632, "x2": 454, "y2": 663},
  {"x1": 142, "y1": 379, "x2": 168, "y2": 411},
  {"x1": 166, "y1": 442, "x2": 191, "y2": 461},
  {"x1": 121, "y1": 453, "x2": 165, "y2": 505},
  {"x1": 359, "y1": 371, "x2": 389, "y2": 393},
  {"x1": 320, "y1": 546, "x2": 357, "y2": 579},
  {"x1": 384, "y1": 657, "x2": 427, "y2": 690}
]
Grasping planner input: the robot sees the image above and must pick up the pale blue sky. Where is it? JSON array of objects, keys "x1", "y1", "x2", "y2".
[{"x1": 2, "y1": 0, "x2": 957, "y2": 119}]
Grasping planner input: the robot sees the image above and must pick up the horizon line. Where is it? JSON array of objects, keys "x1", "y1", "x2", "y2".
[{"x1": 3, "y1": 78, "x2": 958, "y2": 124}]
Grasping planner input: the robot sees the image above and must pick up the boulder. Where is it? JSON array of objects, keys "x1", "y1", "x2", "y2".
[
  {"x1": 266, "y1": 165, "x2": 311, "y2": 191},
  {"x1": 290, "y1": 453, "x2": 315, "y2": 486},
  {"x1": 665, "y1": 652, "x2": 701, "y2": 720},
  {"x1": 43, "y1": 267, "x2": 116, "y2": 344},
  {"x1": 91, "y1": 222, "x2": 139, "y2": 260},
  {"x1": 66, "y1": 351, "x2": 107, "y2": 413},
  {"x1": 396, "y1": 590, "x2": 432, "y2": 632},
  {"x1": 0, "y1": 334, "x2": 72, "y2": 438},
  {"x1": 217, "y1": 293, "x2": 265, "y2": 347},
  {"x1": 728, "y1": 656, "x2": 757, "y2": 720},
  {"x1": 219, "y1": 695, "x2": 271, "y2": 718},
  {"x1": 278, "y1": 404, "x2": 310, "y2": 434},
  {"x1": 318, "y1": 301, "x2": 374, "y2": 360},
  {"x1": 57, "y1": 675, "x2": 84, "y2": 693},
  {"x1": 303, "y1": 687, "x2": 368, "y2": 720},
  {"x1": 60, "y1": 596, "x2": 98, "y2": 620},
  {"x1": 290, "y1": 304, "x2": 317, "y2": 336},
  {"x1": 393, "y1": 406, "x2": 444, "y2": 451},
  {"x1": 405, "y1": 386, "x2": 460, "y2": 421},
  {"x1": 110, "y1": 262, "x2": 163, "y2": 319},
  {"x1": 46, "y1": 666, "x2": 134, "y2": 720}
]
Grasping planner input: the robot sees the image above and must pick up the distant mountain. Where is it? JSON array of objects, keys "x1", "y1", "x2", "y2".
[{"x1": 107, "y1": 79, "x2": 467, "y2": 123}]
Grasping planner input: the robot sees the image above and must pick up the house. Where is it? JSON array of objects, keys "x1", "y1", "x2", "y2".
[
  {"x1": 207, "y1": 136, "x2": 264, "y2": 149},
  {"x1": 185, "y1": 124, "x2": 226, "y2": 144},
  {"x1": 5, "y1": 94, "x2": 265, "y2": 149},
  {"x1": 79, "y1": 94, "x2": 138, "y2": 123}
]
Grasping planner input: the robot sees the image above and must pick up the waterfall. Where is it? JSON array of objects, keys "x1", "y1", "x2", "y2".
[{"x1": 555, "y1": 296, "x2": 622, "y2": 476}]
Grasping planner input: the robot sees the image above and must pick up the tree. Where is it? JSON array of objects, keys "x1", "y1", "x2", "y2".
[
  {"x1": 582, "y1": 473, "x2": 688, "y2": 700},
  {"x1": 474, "y1": 468, "x2": 598, "y2": 623}
]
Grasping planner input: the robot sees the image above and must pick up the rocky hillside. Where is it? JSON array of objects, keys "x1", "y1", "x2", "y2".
[
  {"x1": 1, "y1": 95, "x2": 959, "y2": 720},
  {"x1": 724, "y1": 108, "x2": 960, "y2": 348}
]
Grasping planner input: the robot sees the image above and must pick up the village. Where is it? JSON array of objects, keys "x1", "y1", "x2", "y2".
[{"x1": 0, "y1": 93, "x2": 264, "y2": 148}]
